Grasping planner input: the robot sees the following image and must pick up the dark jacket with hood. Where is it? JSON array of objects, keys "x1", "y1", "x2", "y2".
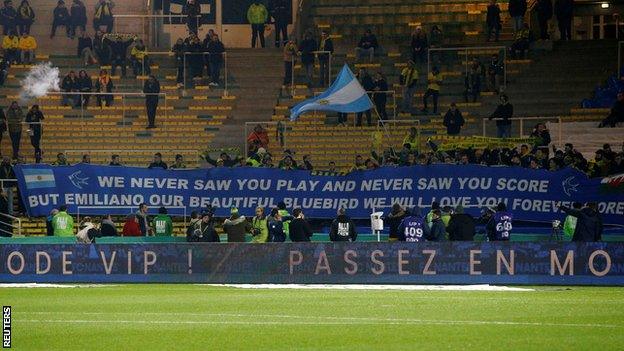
[
  {"x1": 561, "y1": 206, "x2": 603, "y2": 242},
  {"x1": 447, "y1": 213, "x2": 476, "y2": 241},
  {"x1": 222, "y1": 214, "x2": 250, "y2": 242},
  {"x1": 100, "y1": 218, "x2": 117, "y2": 236},
  {"x1": 386, "y1": 208, "x2": 406, "y2": 240},
  {"x1": 329, "y1": 214, "x2": 357, "y2": 242},
  {"x1": 289, "y1": 217, "x2": 313, "y2": 242},
  {"x1": 189, "y1": 220, "x2": 220, "y2": 242},
  {"x1": 428, "y1": 218, "x2": 447, "y2": 241},
  {"x1": 268, "y1": 218, "x2": 286, "y2": 242}
]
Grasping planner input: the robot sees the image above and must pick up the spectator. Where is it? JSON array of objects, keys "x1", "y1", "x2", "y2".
[
  {"x1": 61, "y1": 70, "x2": 79, "y2": 107},
  {"x1": 422, "y1": 66, "x2": 441, "y2": 114},
  {"x1": 554, "y1": 0, "x2": 573, "y2": 41},
  {"x1": 299, "y1": 31, "x2": 316, "y2": 88},
  {"x1": 329, "y1": 208, "x2": 357, "y2": 242},
  {"x1": 397, "y1": 208, "x2": 429, "y2": 242},
  {"x1": 426, "y1": 201, "x2": 440, "y2": 227},
  {"x1": 386, "y1": 203, "x2": 406, "y2": 242},
  {"x1": 537, "y1": 0, "x2": 553, "y2": 40},
  {"x1": 486, "y1": 203, "x2": 513, "y2": 241},
  {"x1": 598, "y1": 92, "x2": 624, "y2": 128},
  {"x1": 76, "y1": 31, "x2": 96, "y2": 66},
  {"x1": 530, "y1": 123, "x2": 551, "y2": 151},
  {"x1": 488, "y1": 94, "x2": 513, "y2": 138},
  {"x1": 1, "y1": 0, "x2": 17, "y2": 35},
  {"x1": 1, "y1": 31, "x2": 18, "y2": 64},
  {"x1": 172, "y1": 38, "x2": 185, "y2": 86},
  {"x1": 410, "y1": 26, "x2": 427, "y2": 64},
  {"x1": 135, "y1": 203, "x2": 150, "y2": 236},
  {"x1": 282, "y1": 39, "x2": 296, "y2": 92},
  {"x1": 148, "y1": 152, "x2": 168, "y2": 169},
  {"x1": 447, "y1": 205, "x2": 476, "y2": 241},
  {"x1": 185, "y1": 33, "x2": 203, "y2": 79},
  {"x1": 152, "y1": 206, "x2": 173, "y2": 237},
  {"x1": 99, "y1": 214, "x2": 117, "y2": 236},
  {"x1": 16, "y1": 0, "x2": 33, "y2": 35},
  {"x1": 80, "y1": 154, "x2": 90, "y2": 163},
  {"x1": 51, "y1": 0, "x2": 70, "y2": 38},
  {"x1": 301, "y1": 154, "x2": 313, "y2": 170},
  {"x1": 77, "y1": 69, "x2": 92, "y2": 107},
  {"x1": 143, "y1": 75, "x2": 160, "y2": 129},
  {"x1": 46, "y1": 209, "x2": 59, "y2": 236},
  {"x1": 289, "y1": 208, "x2": 312, "y2": 242},
  {"x1": 400, "y1": 60, "x2": 418, "y2": 113},
  {"x1": 109, "y1": 154, "x2": 121, "y2": 166},
  {"x1": 52, "y1": 204, "x2": 74, "y2": 236},
  {"x1": 69, "y1": 0, "x2": 86, "y2": 39},
  {"x1": 251, "y1": 206, "x2": 269, "y2": 243},
  {"x1": 510, "y1": 23, "x2": 531, "y2": 59},
  {"x1": 122, "y1": 214, "x2": 141, "y2": 236},
  {"x1": 355, "y1": 28, "x2": 378, "y2": 62},
  {"x1": 171, "y1": 154, "x2": 186, "y2": 169},
  {"x1": 428, "y1": 209, "x2": 447, "y2": 241},
  {"x1": 464, "y1": 58, "x2": 482, "y2": 103},
  {"x1": 25, "y1": 104, "x2": 43, "y2": 162},
  {"x1": 486, "y1": 0, "x2": 501, "y2": 42},
  {"x1": 429, "y1": 25, "x2": 443, "y2": 64},
  {"x1": 53, "y1": 152, "x2": 69, "y2": 165},
  {"x1": 93, "y1": 30, "x2": 109, "y2": 64},
  {"x1": 559, "y1": 202, "x2": 602, "y2": 242},
  {"x1": 95, "y1": 69, "x2": 113, "y2": 107},
  {"x1": 487, "y1": 53, "x2": 504, "y2": 93},
  {"x1": 223, "y1": 207, "x2": 251, "y2": 242},
  {"x1": 318, "y1": 30, "x2": 333, "y2": 87},
  {"x1": 610, "y1": 152, "x2": 624, "y2": 175},
  {"x1": 268, "y1": 0, "x2": 288, "y2": 47},
  {"x1": 267, "y1": 208, "x2": 285, "y2": 242},
  {"x1": 188, "y1": 211, "x2": 220, "y2": 242},
  {"x1": 93, "y1": 0, "x2": 113, "y2": 33},
  {"x1": 372, "y1": 72, "x2": 388, "y2": 120},
  {"x1": 562, "y1": 202, "x2": 582, "y2": 241},
  {"x1": 247, "y1": 124, "x2": 269, "y2": 149},
  {"x1": 6, "y1": 101, "x2": 22, "y2": 159},
  {"x1": 131, "y1": 39, "x2": 151, "y2": 76},
  {"x1": 0, "y1": 55, "x2": 8, "y2": 86},
  {"x1": 206, "y1": 34, "x2": 224, "y2": 86},
  {"x1": 247, "y1": 1, "x2": 268, "y2": 48},
  {"x1": 356, "y1": 68, "x2": 374, "y2": 126},
  {"x1": 105, "y1": 34, "x2": 134, "y2": 78},
  {"x1": 350, "y1": 154, "x2": 365, "y2": 172},
  {"x1": 403, "y1": 127, "x2": 418, "y2": 150},
  {"x1": 508, "y1": 0, "x2": 527, "y2": 33},
  {"x1": 183, "y1": 0, "x2": 200, "y2": 35},
  {"x1": 443, "y1": 103, "x2": 464, "y2": 135}
]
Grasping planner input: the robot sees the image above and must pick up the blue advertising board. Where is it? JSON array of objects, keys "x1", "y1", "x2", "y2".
[
  {"x1": 13, "y1": 164, "x2": 624, "y2": 224},
  {"x1": 0, "y1": 243, "x2": 622, "y2": 285}
]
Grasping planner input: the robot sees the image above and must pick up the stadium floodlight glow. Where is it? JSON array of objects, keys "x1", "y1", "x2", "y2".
[{"x1": 601, "y1": 2, "x2": 609, "y2": 8}]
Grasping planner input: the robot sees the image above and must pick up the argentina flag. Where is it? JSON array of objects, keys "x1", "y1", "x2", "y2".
[
  {"x1": 22, "y1": 168, "x2": 56, "y2": 189},
  {"x1": 290, "y1": 64, "x2": 374, "y2": 121}
]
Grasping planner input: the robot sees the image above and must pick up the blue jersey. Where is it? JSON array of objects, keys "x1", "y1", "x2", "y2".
[
  {"x1": 493, "y1": 211, "x2": 513, "y2": 241},
  {"x1": 398, "y1": 215, "x2": 429, "y2": 242}
]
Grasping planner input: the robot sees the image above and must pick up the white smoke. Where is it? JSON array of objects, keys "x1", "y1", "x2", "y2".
[{"x1": 19, "y1": 62, "x2": 60, "y2": 103}]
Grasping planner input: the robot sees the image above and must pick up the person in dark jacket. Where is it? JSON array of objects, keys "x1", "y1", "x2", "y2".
[
  {"x1": 559, "y1": 202, "x2": 602, "y2": 242},
  {"x1": 222, "y1": 208, "x2": 250, "y2": 242},
  {"x1": 17, "y1": 0, "x2": 34, "y2": 35},
  {"x1": 51, "y1": 0, "x2": 70, "y2": 38},
  {"x1": 599, "y1": 92, "x2": 624, "y2": 128},
  {"x1": 289, "y1": 208, "x2": 313, "y2": 242},
  {"x1": 25, "y1": 104, "x2": 43, "y2": 162},
  {"x1": 268, "y1": 207, "x2": 286, "y2": 242},
  {"x1": 1, "y1": 0, "x2": 18, "y2": 35},
  {"x1": 464, "y1": 58, "x2": 482, "y2": 103},
  {"x1": 317, "y1": 30, "x2": 333, "y2": 87},
  {"x1": 397, "y1": 207, "x2": 430, "y2": 242},
  {"x1": 183, "y1": 0, "x2": 200, "y2": 35},
  {"x1": 105, "y1": 34, "x2": 134, "y2": 78},
  {"x1": 428, "y1": 209, "x2": 447, "y2": 241},
  {"x1": 269, "y1": 0, "x2": 289, "y2": 47},
  {"x1": 69, "y1": 0, "x2": 86, "y2": 38},
  {"x1": 206, "y1": 34, "x2": 224, "y2": 86},
  {"x1": 446, "y1": 205, "x2": 475, "y2": 241},
  {"x1": 386, "y1": 203, "x2": 406, "y2": 242},
  {"x1": 135, "y1": 203, "x2": 150, "y2": 236},
  {"x1": 508, "y1": 0, "x2": 527, "y2": 33},
  {"x1": 172, "y1": 38, "x2": 186, "y2": 85},
  {"x1": 61, "y1": 71, "x2": 79, "y2": 107},
  {"x1": 486, "y1": 203, "x2": 513, "y2": 241},
  {"x1": 486, "y1": 0, "x2": 501, "y2": 42},
  {"x1": 189, "y1": 211, "x2": 220, "y2": 242},
  {"x1": 554, "y1": 0, "x2": 573, "y2": 41},
  {"x1": 77, "y1": 31, "x2": 97, "y2": 65},
  {"x1": 298, "y1": 31, "x2": 317, "y2": 88},
  {"x1": 143, "y1": 75, "x2": 160, "y2": 128},
  {"x1": 356, "y1": 68, "x2": 375, "y2": 126},
  {"x1": 443, "y1": 103, "x2": 464, "y2": 135},
  {"x1": 372, "y1": 72, "x2": 388, "y2": 120},
  {"x1": 488, "y1": 94, "x2": 513, "y2": 138},
  {"x1": 100, "y1": 214, "x2": 117, "y2": 236},
  {"x1": 46, "y1": 209, "x2": 59, "y2": 236},
  {"x1": 93, "y1": 30, "x2": 109, "y2": 64},
  {"x1": 537, "y1": 0, "x2": 553, "y2": 40},
  {"x1": 355, "y1": 29, "x2": 378, "y2": 62},
  {"x1": 410, "y1": 27, "x2": 428, "y2": 64},
  {"x1": 93, "y1": 0, "x2": 113, "y2": 33},
  {"x1": 329, "y1": 208, "x2": 357, "y2": 242},
  {"x1": 77, "y1": 69, "x2": 92, "y2": 107}
]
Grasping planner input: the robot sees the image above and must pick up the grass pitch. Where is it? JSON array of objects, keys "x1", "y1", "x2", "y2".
[{"x1": 3, "y1": 284, "x2": 624, "y2": 350}]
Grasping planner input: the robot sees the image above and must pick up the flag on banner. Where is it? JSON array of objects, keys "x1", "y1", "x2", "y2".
[
  {"x1": 22, "y1": 168, "x2": 56, "y2": 189},
  {"x1": 290, "y1": 64, "x2": 374, "y2": 121}
]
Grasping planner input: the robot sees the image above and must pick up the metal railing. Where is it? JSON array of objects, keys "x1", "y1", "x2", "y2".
[
  {"x1": 291, "y1": 51, "x2": 333, "y2": 95},
  {"x1": 113, "y1": 14, "x2": 202, "y2": 47},
  {"x1": 183, "y1": 52, "x2": 228, "y2": 96},
  {"x1": 428, "y1": 46, "x2": 507, "y2": 90},
  {"x1": 482, "y1": 116, "x2": 563, "y2": 146},
  {"x1": 0, "y1": 212, "x2": 21, "y2": 237}
]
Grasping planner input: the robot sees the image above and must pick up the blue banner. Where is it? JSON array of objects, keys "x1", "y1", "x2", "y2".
[
  {"x1": 13, "y1": 164, "x2": 624, "y2": 224},
  {"x1": 1, "y1": 243, "x2": 623, "y2": 285}
]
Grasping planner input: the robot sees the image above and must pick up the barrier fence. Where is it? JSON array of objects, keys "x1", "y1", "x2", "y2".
[
  {"x1": 483, "y1": 116, "x2": 563, "y2": 146},
  {"x1": 112, "y1": 14, "x2": 202, "y2": 48}
]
